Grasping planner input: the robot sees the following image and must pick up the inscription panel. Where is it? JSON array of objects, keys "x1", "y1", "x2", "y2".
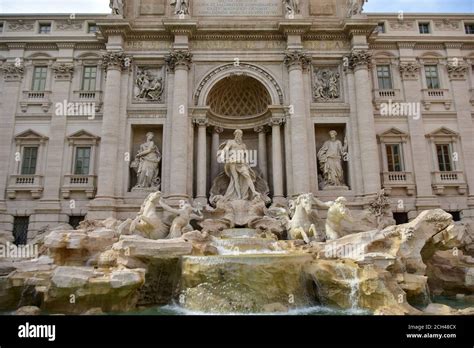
[{"x1": 194, "y1": 0, "x2": 282, "y2": 16}]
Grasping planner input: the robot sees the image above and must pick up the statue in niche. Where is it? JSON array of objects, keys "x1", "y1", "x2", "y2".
[
  {"x1": 283, "y1": 0, "x2": 300, "y2": 16},
  {"x1": 170, "y1": 0, "x2": 189, "y2": 15},
  {"x1": 109, "y1": 0, "x2": 124, "y2": 16},
  {"x1": 210, "y1": 129, "x2": 265, "y2": 202},
  {"x1": 347, "y1": 0, "x2": 366, "y2": 18},
  {"x1": 135, "y1": 68, "x2": 164, "y2": 102},
  {"x1": 313, "y1": 196, "x2": 354, "y2": 240},
  {"x1": 131, "y1": 132, "x2": 161, "y2": 190},
  {"x1": 317, "y1": 130, "x2": 348, "y2": 188},
  {"x1": 159, "y1": 198, "x2": 203, "y2": 239},
  {"x1": 313, "y1": 68, "x2": 341, "y2": 102}
]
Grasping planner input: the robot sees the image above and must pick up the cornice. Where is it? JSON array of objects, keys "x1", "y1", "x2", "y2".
[{"x1": 278, "y1": 21, "x2": 312, "y2": 36}]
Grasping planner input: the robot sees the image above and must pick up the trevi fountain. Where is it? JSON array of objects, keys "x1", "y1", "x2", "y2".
[{"x1": 0, "y1": 130, "x2": 472, "y2": 316}]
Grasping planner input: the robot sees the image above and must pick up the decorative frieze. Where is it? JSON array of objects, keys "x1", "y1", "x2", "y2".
[
  {"x1": 1, "y1": 63, "x2": 25, "y2": 81},
  {"x1": 101, "y1": 51, "x2": 132, "y2": 72},
  {"x1": 165, "y1": 50, "x2": 193, "y2": 71},
  {"x1": 134, "y1": 67, "x2": 165, "y2": 102},
  {"x1": 284, "y1": 50, "x2": 312, "y2": 69},
  {"x1": 55, "y1": 20, "x2": 83, "y2": 31},
  {"x1": 7, "y1": 20, "x2": 35, "y2": 32},
  {"x1": 52, "y1": 63, "x2": 75, "y2": 80},
  {"x1": 389, "y1": 20, "x2": 414, "y2": 30},
  {"x1": 399, "y1": 62, "x2": 421, "y2": 80},
  {"x1": 312, "y1": 67, "x2": 341, "y2": 102},
  {"x1": 447, "y1": 61, "x2": 469, "y2": 80},
  {"x1": 434, "y1": 19, "x2": 460, "y2": 31}
]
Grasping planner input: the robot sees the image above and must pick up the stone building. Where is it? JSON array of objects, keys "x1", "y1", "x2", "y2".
[{"x1": 0, "y1": 0, "x2": 473, "y2": 243}]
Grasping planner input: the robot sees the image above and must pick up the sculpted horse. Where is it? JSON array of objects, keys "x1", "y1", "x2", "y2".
[
  {"x1": 286, "y1": 193, "x2": 322, "y2": 243},
  {"x1": 130, "y1": 191, "x2": 168, "y2": 240}
]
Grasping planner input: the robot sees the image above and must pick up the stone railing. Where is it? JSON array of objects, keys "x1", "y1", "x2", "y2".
[
  {"x1": 372, "y1": 89, "x2": 402, "y2": 110},
  {"x1": 20, "y1": 90, "x2": 52, "y2": 113},
  {"x1": 61, "y1": 174, "x2": 97, "y2": 199},
  {"x1": 72, "y1": 90, "x2": 103, "y2": 112},
  {"x1": 421, "y1": 89, "x2": 452, "y2": 110},
  {"x1": 381, "y1": 171, "x2": 415, "y2": 195},
  {"x1": 7, "y1": 174, "x2": 44, "y2": 199},
  {"x1": 432, "y1": 171, "x2": 467, "y2": 195}
]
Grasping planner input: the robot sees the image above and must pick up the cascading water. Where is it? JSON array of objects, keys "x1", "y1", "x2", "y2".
[
  {"x1": 179, "y1": 228, "x2": 313, "y2": 314},
  {"x1": 335, "y1": 263, "x2": 360, "y2": 309}
]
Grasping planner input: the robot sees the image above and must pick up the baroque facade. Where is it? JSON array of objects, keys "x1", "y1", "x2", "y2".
[{"x1": 0, "y1": 0, "x2": 473, "y2": 242}]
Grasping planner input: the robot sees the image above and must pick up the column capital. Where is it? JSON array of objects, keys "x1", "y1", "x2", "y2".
[
  {"x1": 165, "y1": 49, "x2": 193, "y2": 72},
  {"x1": 213, "y1": 126, "x2": 224, "y2": 134},
  {"x1": 101, "y1": 51, "x2": 132, "y2": 72},
  {"x1": 52, "y1": 62, "x2": 74, "y2": 80},
  {"x1": 193, "y1": 117, "x2": 208, "y2": 127},
  {"x1": 268, "y1": 117, "x2": 286, "y2": 127},
  {"x1": 447, "y1": 59, "x2": 469, "y2": 80},
  {"x1": 254, "y1": 125, "x2": 269, "y2": 133},
  {"x1": 1, "y1": 62, "x2": 24, "y2": 82},
  {"x1": 399, "y1": 61, "x2": 421, "y2": 80},
  {"x1": 346, "y1": 49, "x2": 372, "y2": 70},
  {"x1": 284, "y1": 50, "x2": 311, "y2": 70}
]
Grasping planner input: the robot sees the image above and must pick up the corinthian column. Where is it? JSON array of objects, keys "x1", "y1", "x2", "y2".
[
  {"x1": 95, "y1": 51, "x2": 130, "y2": 202},
  {"x1": 165, "y1": 50, "x2": 193, "y2": 201},
  {"x1": 194, "y1": 117, "x2": 208, "y2": 203},
  {"x1": 284, "y1": 50, "x2": 312, "y2": 196},
  {"x1": 210, "y1": 126, "x2": 223, "y2": 181},
  {"x1": 269, "y1": 117, "x2": 285, "y2": 202},
  {"x1": 348, "y1": 49, "x2": 381, "y2": 195},
  {"x1": 254, "y1": 126, "x2": 268, "y2": 181}
]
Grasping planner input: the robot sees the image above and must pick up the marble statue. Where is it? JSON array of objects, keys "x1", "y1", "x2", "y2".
[
  {"x1": 286, "y1": 193, "x2": 322, "y2": 243},
  {"x1": 109, "y1": 0, "x2": 124, "y2": 16},
  {"x1": 131, "y1": 132, "x2": 161, "y2": 190},
  {"x1": 313, "y1": 196, "x2": 354, "y2": 240},
  {"x1": 170, "y1": 0, "x2": 189, "y2": 15},
  {"x1": 313, "y1": 68, "x2": 341, "y2": 101},
  {"x1": 135, "y1": 68, "x2": 164, "y2": 101},
  {"x1": 130, "y1": 191, "x2": 167, "y2": 240},
  {"x1": 159, "y1": 199, "x2": 203, "y2": 239},
  {"x1": 347, "y1": 0, "x2": 366, "y2": 18},
  {"x1": 317, "y1": 130, "x2": 348, "y2": 188},
  {"x1": 283, "y1": 0, "x2": 300, "y2": 15},
  {"x1": 215, "y1": 129, "x2": 261, "y2": 201}
]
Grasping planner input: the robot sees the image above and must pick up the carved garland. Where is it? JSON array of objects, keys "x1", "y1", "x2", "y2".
[{"x1": 194, "y1": 63, "x2": 285, "y2": 105}]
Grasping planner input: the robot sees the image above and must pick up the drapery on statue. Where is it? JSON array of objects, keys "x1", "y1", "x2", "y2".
[
  {"x1": 218, "y1": 129, "x2": 260, "y2": 201},
  {"x1": 317, "y1": 130, "x2": 348, "y2": 188},
  {"x1": 131, "y1": 132, "x2": 161, "y2": 189},
  {"x1": 313, "y1": 196, "x2": 354, "y2": 240},
  {"x1": 283, "y1": 0, "x2": 300, "y2": 15},
  {"x1": 170, "y1": 0, "x2": 189, "y2": 15},
  {"x1": 109, "y1": 0, "x2": 124, "y2": 16},
  {"x1": 159, "y1": 199, "x2": 203, "y2": 239}
]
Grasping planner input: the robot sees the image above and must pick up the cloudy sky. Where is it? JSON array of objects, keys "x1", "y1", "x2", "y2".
[{"x1": 0, "y1": 0, "x2": 472, "y2": 14}]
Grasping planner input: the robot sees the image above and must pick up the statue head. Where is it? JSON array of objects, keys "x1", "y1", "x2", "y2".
[
  {"x1": 329, "y1": 130, "x2": 337, "y2": 140},
  {"x1": 146, "y1": 132, "x2": 154, "y2": 141},
  {"x1": 234, "y1": 129, "x2": 243, "y2": 142},
  {"x1": 335, "y1": 197, "x2": 347, "y2": 206}
]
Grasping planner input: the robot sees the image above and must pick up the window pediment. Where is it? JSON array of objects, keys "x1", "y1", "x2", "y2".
[
  {"x1": 426, "y1": 127, "x2": 459, "y2": 141},
  {"x1": 14, "y1": 129, "x2": 48, "y2": 144},
  {"x1": 67, "y1": 130, "x2": 100, "y2": 145},
  {"x1": 378, "y1": 128, "x2": 409, "y2": 143}
]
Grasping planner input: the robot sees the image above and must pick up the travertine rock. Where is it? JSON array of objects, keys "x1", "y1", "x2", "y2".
[
  {"x1": 14, "y1": 306, "x2": 41, "y2": 315},
  {"x1": 113, "y1": 235, "x2": 193, "y2": 260}
]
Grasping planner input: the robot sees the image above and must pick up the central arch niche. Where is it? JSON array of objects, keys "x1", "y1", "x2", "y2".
[{"x1": 206, "y1": 75, "x2": 272, "y2": 118}]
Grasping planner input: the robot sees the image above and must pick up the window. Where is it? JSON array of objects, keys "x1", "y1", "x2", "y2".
[
  {"x1": 32, "y1": 66, "x2": 47, "y2": 91},
  {"x1": 448, "y1": 211, "x2": 461, "y2": 222},
  {"x1": 74, "y1": 147, "x2": 91, "y2": 175},
  {"x1": 436, "y1": 144, "x2": 453, "y2": 172},
  {"x1": 386, "y1": 144, "x2": 403, "y2": 172},
  {"x1": 21, "y1": 147, "x2": 38, "y2": 175},
  {"x1": 38, "y1": 23, "x2": 51, "y2": 34},
  {"x1": 465, "y1": 24, "x2": 474, "y2": 34},
  {"x1": 82, "y1": 66, "x2": 97, "y2": 91},
  {"x1": 377, "y1": 65, "x2": 393, "y2": 90},
  {"x1": 0, "y1": 22, "x2": 4, "y2": 33},
  {"x1": 69, "y1": 215, "x2": 85, "y2": 229},
  {"x1": 376, "y1": 22, "x2": 385, "y2": 33},
  {"x1": 393, "y1": 213, "x2": 409, "y2": 225},
  {"x1": 88, "y1": 24, "x2": 98, "y2": 34},
  {"x1": 425, "y1": 65, "x2": 440, "y2": 89},
  {"x1": 419, "y1": 22, "x2": 430, "y2": 34},
  {"x1": 13, "y1": 216, "x2": 29, "y2": 245}
]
